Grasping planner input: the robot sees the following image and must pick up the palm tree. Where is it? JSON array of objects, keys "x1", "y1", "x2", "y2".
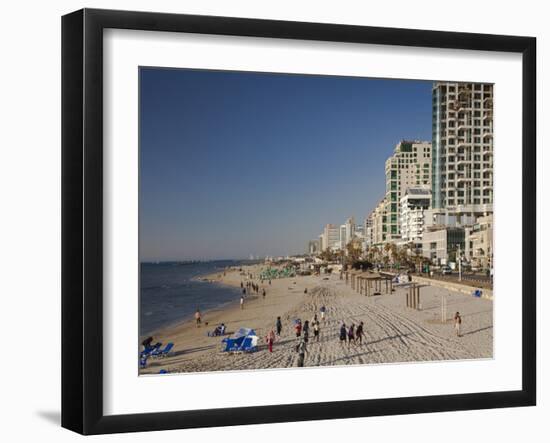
[
  {"x1": 346, "y1": 239, "x2": 362, "y2": 266},
  {"x1": 368, "y1": 245, "x2": 379, "y2": 263},
  {"x1": 319, "y1": 249, "x2": 337, "y2": 262}
]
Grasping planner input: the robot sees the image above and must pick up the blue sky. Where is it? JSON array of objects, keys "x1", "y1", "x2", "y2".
[{"x1": 139, "y1": 68, "x2": 432, "y2": 261}]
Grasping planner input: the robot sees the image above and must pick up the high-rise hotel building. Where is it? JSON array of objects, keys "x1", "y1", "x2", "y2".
[
  {"x1": 384, "y1": 140, "x2": 432, "y2": 242},
  {"x1": 321, "y1": 223, "x2": 340, "y2": 251},
  {"x1": 431, "y1": 82, "x2": 493, "y2": 219}
]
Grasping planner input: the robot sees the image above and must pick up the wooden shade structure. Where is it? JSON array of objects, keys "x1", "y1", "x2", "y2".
[{"x1": 343, "y1": 270, "x2": 394, "y2": 296}]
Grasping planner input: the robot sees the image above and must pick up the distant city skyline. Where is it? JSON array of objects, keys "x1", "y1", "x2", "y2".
[{"x1": 139, "y1": 68, "x2": 432, "y2": 261}]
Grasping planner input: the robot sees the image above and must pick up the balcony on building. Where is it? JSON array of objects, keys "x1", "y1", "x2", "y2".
[
  {"x1": 456, "y1": 120, "x2": 472, "y2": 132},
  {"x1": 456, "y1": 156, "x2": 472, "y2": 166},
  {"x1": 482, "y1": 110, "x2": 493, "y2": 121}
]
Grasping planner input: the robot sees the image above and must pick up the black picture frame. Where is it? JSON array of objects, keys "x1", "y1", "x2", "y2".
[{"x1": 62, "y1": 8, "x2": 536, "y2": 435}]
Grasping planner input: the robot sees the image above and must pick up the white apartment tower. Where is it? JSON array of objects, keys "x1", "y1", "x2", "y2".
[
  {"x1": 364, "y1": 216, "x2": 374, "y2": 247},
  {"x1": 339, "y1": 224, "x2": 347, "y2": 249},
  {"x1": 384, "y1": 140, "x2": 432, "y2": 242},
  {"x1": 431, "y1": 82, "x2": 493, "y2": 218},
  {"x1": 400, "y1": 187, "x2": 432, "y2": 243},
  {"x1": 323, "y1": 224, "x2": 340, "y2": 251},
  {"x1": 344, "y1": 216, "x2": 356, "y2": 246},
  {"x1": 370, "y1": 199, "x2": 387, "y2": 245}
]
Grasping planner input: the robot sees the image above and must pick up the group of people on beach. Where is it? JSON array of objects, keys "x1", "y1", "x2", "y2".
[
  {"x1": 260, "y1": 305, "x2": 331, "y2": 367},
  {"x1": 292, "y1": 308, "x2": 328, "y2": 367},
  {"x1": 339, "y1": 321, "x2": 366, "y2": 346},
  {"x1": 240, "y1": 280, "x2": 268, "y2": 309},
  {"x1": 242, "y1": 280, "x2": 261, "y2": 294}
]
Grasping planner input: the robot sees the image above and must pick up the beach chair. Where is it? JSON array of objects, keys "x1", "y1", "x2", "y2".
[
  {"x1": 140, "y1": 342, "x2": 161, "y2": 358},
  {"x1": 151, "y1": 342, "x2": 174, "y2": 358},
  {"x1": 139, "y1": 356, "x2": 148, "y2": 368}
]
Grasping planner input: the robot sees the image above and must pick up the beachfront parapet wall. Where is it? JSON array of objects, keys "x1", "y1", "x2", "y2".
[
  {"x1": 342, "y1": 270, "x2": 491, "y2": 301},
  {"x1": 411, "y1": 274, "x2": 493, "y2": 300}
]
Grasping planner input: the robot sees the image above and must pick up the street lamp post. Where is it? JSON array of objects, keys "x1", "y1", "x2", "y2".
[{"x1": 457, "y1": 244, "x2": 462, "y2": 282}]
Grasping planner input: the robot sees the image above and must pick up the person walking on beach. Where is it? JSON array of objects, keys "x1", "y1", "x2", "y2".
[
  {"x1": 262, "y1": 288, "x2": 266, "y2": 299},
  {"x1": 320, "y1": 305, "x2": 326, "y2": 322},
  {"x1": 276, "y1": 316, "x2": 282, "y2": 336},
  {"x1": 296, "y1": 339, "x2": 308, "y2": 367},
  {"x1": 295, "y1": 320, "x2": 302, "y2": 338},
  {"x1": 355, "y1": 321, "x2": 365, "y2": 345},
  {"x1": 240, "y1": 281, "x2": 243, "y2": 288},
  {"x1": 347, "y1": 324, "x2": 355, "y2": 347},
  {"x1": 195, "y1": 309, "x2": 202, "y2": 327},
  {"x1": 266, "y1": 329, "x2": 275, "y2": 353},
  {"x1": 303, "y1": 320, "x2": 310, "y2": 343},
  {"x1": 313, "y1": 320, "x2": 320, "y2": 342},
  {"x1": 454, "y1": 311, "x2": 462, "y2": 337},
  {"x1": 240, "y1": 296, "x2": 245, "y2": 310},
  {"x1": 339, "y1": 323, "x2": 347, "y2": 345},
  {"x1": 142, "y1": 336, "x2": 153, "y2": 351},
  {"x1": 242, "y1": 287, "x2": 246, "y2": 296}
]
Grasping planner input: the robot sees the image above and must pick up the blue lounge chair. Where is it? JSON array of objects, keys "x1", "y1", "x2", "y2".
[
  {"x1": 140, "y1": 342, "x2": 161, "y2": 358},
  {"x1": 139, "y1": 356, "x2": 148, "y2": 368},
  {"x1": 151, "y1": 342, "x2": 174, "y2": 358}
]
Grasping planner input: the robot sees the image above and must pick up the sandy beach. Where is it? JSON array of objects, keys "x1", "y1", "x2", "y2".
[{"x1": 140, "y1": 264, "x2": 493, "y2": 374}]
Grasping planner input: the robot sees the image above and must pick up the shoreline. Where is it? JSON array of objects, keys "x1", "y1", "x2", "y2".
[
  {"x1": 140, "y1": 264, "x2": 493, "y2": 374},
  {"x1": 140, "y1": 267, "x2": 245, "y2": 340}
]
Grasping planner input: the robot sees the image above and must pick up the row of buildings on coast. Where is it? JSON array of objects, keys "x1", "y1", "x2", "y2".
[{"x1": 309, "y1": 82, "x2": 494, "y2": 271}]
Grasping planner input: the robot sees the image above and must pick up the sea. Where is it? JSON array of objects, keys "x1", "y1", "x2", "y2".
[{"x1": 140, "y1": 260, "x2": 247, "y2": 337}]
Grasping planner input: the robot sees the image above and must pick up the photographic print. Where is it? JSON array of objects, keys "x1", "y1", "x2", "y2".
[{"x1": 138, "y1": 68, "x2": 494, "y2": 375}]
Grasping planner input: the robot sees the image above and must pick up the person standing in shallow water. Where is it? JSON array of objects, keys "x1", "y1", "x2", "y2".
[{"x1": 195, "y1": 309, "x2": 201, "y2": 327}]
